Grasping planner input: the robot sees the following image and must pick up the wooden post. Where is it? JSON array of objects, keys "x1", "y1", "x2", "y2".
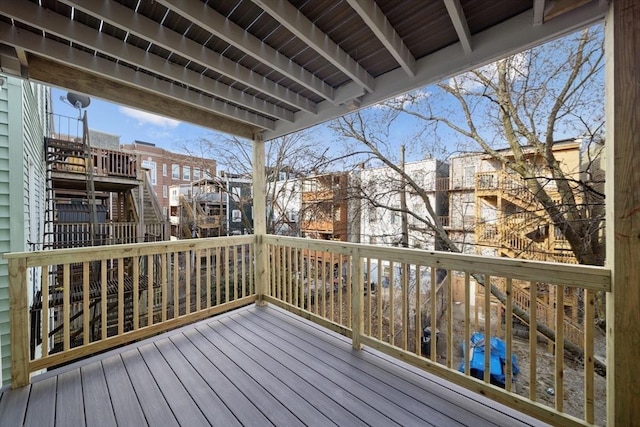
[
  {"x1": 351, "y1": 249, "x2": 363, "y2": 349},
  {"x1": 605, "y1": 0, "x2": 640, "y2": 426},
  {"x1": 605, "y1": 1, "x2": 640, "y2": 425},
  {"x1": 8, "y1": 257, "x2": 29, "y2": 388},
  {"x1": 252, "y1": 132, "x2": 268, "y2": 305}
]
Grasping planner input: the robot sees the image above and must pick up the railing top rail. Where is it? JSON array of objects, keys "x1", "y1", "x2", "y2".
[
  {"x1": 4, "y1": 235, "x2": 255, "y2": 266},
  {"x1": 263, "y1": 235, "x2": 610, "y2": 291}
]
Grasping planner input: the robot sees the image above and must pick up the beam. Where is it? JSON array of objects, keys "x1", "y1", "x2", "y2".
[
  {"x1": 252, "y1": 0, "x2": 375, "y2": 93},
  {"x1": 533, "y1": 0, "x2": 546, "y2": 26},
  {"x1": 605, "y1": 1, "x2": 640, "y2": 425},
  {"x1": 1, "y1": 1, "x2": 293, "y2": 122},
  {"x1": 443, "y1": 0, "x2": 473, "y2": 54},
  {"x1": 0, "y1": 24, "x2": 274, "y2": 131},
  {"x1": 346, "y1": 0, "x2": 416, "y2": 76},
  {"x1": 154, "y1": 0, "x2": 335, "y2": 103},
  {"x1": 265, "y1": 0, "x2": 606, "y2": 139},
  {"x1": 27, "y1": 55, "x2": 257, "y2": 139},
  {"x1": 60, "y1": 0, "x2": 318, "y2": 115}
]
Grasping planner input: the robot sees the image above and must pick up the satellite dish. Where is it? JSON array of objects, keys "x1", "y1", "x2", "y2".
[{"x1": 66, "y1": 92, "x2": 90, "y2": 109}]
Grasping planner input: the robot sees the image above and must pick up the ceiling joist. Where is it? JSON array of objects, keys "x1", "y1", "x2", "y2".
[
  {"x1": 58, "y1": 0, "x2": 318, "y2": 115},
  {"x1": 2, "y1": 1, "x2": 294, "y2": 123},
  {"x1": 443, "y1": 0, "x2": 473, "y2": 54},
  {"x1": 251, "y1": 0, "x2": 375, "y2": 93},
  {"x1": 346, "y1": 0, "x2": 416, "y2": 77},
  {"x1": 153, "y1": 0, "x2": 335, "y2": 103},
  {"x1": 0, "y1": 24, "x2": 275, "y2": 130}
]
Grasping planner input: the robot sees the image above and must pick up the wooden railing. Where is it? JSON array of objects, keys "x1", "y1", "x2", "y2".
[
  {"x1": 263, "y1": 236, "x2": 610, "y2": 426},
  {"x1": 5, "y1": 236, "x2": 255, "y2": 387},
  {"x1": 52, "y1": 222, "x2": 167, "y2": 247}
]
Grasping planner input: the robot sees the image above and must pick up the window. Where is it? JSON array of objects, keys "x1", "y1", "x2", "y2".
[
  {"x1": 162, "y1": 164, "x2": 167, "y2": 177},
  {"x1": 141, "y1": 159, "x2": 157, "y2": 185},
  {"x1": 368, "y1": 205, "x2": 377, "y2": 222},
  {"x1": 464, "y1": 166, "x2": 476, "y2": 188},
  {"x1": 183, "y1": 166, "x2": 191, "y2": 180},
  {"x1": 162, "y1": 207, "x2": 168, "y2": 218},
  {"x1": 193, "y1": 168, "x2": 201, "y2": 180},
  {"x1": 232, "y1": 209, "x2": 242, "y2": 223},
  {"x1": 163, "y1": 185, "x2": 168, "y2": 198},
  {"x1": 172, "y1": 164, "x2": 180, "y2": 179}
]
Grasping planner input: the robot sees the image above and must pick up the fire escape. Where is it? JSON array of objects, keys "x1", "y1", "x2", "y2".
[
  {"x1": 474, "y1": 170, "x2": 583, "y2": 349},
  {"x1": 32, "y1": 111, "x2": 169, "y2": 358}
]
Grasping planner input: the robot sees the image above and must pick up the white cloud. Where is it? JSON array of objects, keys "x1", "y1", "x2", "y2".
[{"x1": 119, "y1": 106, "x2": 181, "y2": 128}]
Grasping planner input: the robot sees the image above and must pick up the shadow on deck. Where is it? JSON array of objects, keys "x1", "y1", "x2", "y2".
[{"x1": 0, "y1": 304, "x2": 548, "y2": 426}]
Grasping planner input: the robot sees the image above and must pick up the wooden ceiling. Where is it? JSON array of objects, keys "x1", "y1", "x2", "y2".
[{"x1": 0, "y1": 0, "x2": 606, "y2": 140}]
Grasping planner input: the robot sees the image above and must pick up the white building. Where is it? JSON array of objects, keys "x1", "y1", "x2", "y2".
[{"x1": 357, "y1": 158, "x2": 448, "y2": 250}]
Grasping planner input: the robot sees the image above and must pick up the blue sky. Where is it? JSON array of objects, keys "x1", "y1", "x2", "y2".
[{"x1": 52, "y1": 87, "x2": 211, "y2": 152}]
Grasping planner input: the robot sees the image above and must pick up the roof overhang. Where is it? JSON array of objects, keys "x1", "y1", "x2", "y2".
[{"x1": 0, "y1": 1, "x2": 607, "y2": 141}]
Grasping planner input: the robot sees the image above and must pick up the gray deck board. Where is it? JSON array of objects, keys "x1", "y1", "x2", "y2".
[
  {"x1": 102, "y1": 354, "x2": 147, "y2": 426},
  {"x1": 24, "y1": 377, "x2": 56, "y2": 427},
  {"x1": 137, "y1": 342, "x2": 210, "y2": 426},
  {"x1": 0, "y1": 304, "x2": 550, "y2": 427},
  {"x1": 226, "y1": 313, "x2": 451, "y2": 426},
  {"x1": 154, "y1": 337, "x2": 242, "y2": 426},
  {"x1": 80, "y1": 362, "x2": 116, "y2": 427},
  {"x1": 120, "y1": 349, "x2": 180, "y2": 427},
  {"x1": 250, "y1": 306, "x2": 521, "y2": 427},
  {"x1": 0, "y1": 380, "x2": 30, "y2": 426},
  {"x1": 55, "y1": 369, "x2": 84, "y2": 427},
  {"x1": 198, "y1": 322, "x2": 333, "y2": 427}
]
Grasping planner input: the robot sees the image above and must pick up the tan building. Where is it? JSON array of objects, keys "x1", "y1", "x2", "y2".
[{"x1": 121, "y1": 141, "x2": 217, "y2": 219}]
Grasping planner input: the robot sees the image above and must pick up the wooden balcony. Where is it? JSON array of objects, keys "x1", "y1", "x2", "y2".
[{"x1": 2, "y1": 236, "x2": 611, "y2": 426}]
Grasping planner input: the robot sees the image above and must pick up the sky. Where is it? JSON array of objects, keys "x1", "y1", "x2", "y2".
[{"x1": 52, "y1": 87, "x2": 211, "y2": 152}]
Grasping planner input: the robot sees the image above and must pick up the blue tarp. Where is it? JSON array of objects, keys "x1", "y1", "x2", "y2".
[{"x1": 459, "y1": 332, "x2": 519, "y2": 387}]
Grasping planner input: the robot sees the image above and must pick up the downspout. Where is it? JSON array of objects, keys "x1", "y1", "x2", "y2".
[{"x1": 252, "y1": 131, "x2": 268, "y2": 304}]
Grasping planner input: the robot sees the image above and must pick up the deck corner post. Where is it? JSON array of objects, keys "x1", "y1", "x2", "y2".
[
  {"x1": 8, "y1": 257, "x2": 30, "y2": 388},
  {"x1": 605, "y1": 0, "x2": 640, "y2": 424},
  {"x1": 252, "y1": 131, "x2": 268, "y2": 306},
  {"x1": 351, "y1": 249, "x2": 364, "y2": 349}
]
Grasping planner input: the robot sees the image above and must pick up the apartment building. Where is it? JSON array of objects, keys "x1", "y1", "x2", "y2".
[
  {"x1": 357, "y1": 158, "x2": 449, "y2": 250},
  {"x1": 121, "y1": 141, "x2": 217, "y2": 219}
]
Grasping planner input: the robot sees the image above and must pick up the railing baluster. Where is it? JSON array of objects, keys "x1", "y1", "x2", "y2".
[
  {"x1": 101, "y1": 259, "x2": 107, "y2": 340},
  {"x1": 377, "y1": 258, "x2": 382, "y2": 341},
  {"x1": 463, "y1": 272, "x2": 471, "y2": 375},
  {"x1": 216, "y1": 247, "x2": 221, "y2": 306},
  {"x1": 529, "y1": 281, "x2": 537, "y2": 401},
  {"x1": 148, "y1": 255, "x2": 154, "y2": 327},
  {"x1": 351, "y1": 249, "x2": 363, "y2": 349},
  {"x1": 414, "y1": 266, "x2": 421, "y2": 356},
  {"x1": 555, "y1": 284, "x2": 564, "y2": 412},
  {"x1": 346, "y1": 254, "x2": 352, "y2": 328},
  {"x1": 401, "y1": 262, "x2": 408, "y2": 351},
  {"x1": 42, "y1": 267, "x2": 49, "y2": 357},
  {"x1": 505, "y1": 278, "x2": 513, "y2": 392},
  {"x1": 82, "y1": 262, "x2": 89, "y2": 345},
  {"x1": 584, "y1": 288, "x2": 595, "y2": 424},
  {"x1": 430, "y1": 267, "x2": 437, "y2": 362},
  {"x1": 446, "y1": 270, "x2": 453, "y2": 369},
  {"x1": 63, "y1": 264, "x2": 70, "y2": 351},
  {"x1": 162, "y1": 253, "x2": 167, "y2": 322},
  {"x1": 242, "y1": 244, "x2": 247, "y2": 299},
  {"x1": 484, "y1": 274, "x2": 491, "y2": 383},
  {"x1": 366, "y1": 257, "x2": 371, "y2": 336},
  {"x1": 171, "y1": 252, "x2": 177, "y2": 318},
  {"x1": 185, "y1": 250, "x2": 191, "y2": 314},
  {"x1": 389, "y1": 262, "x2": 394, "y2": 346},
  {"x1": 133, "y1": 257, "x2": 139, "y2": 330},
  {"x1": 118, "y1": 258, "x2": 124, "y2": 336},
  {"x1": 195, "y1": 250, "x2": 201, "y2": 312},
  {"x1": 224, "y1": 246, "x2": 229, "y2": 304}
]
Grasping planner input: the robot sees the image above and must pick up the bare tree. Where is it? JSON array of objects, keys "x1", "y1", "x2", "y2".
[
  {"x1": 330, "y1": 26, "x2": 606, "y2": 370},
  {"x1": 192, "y1": 130, "x2": 331, "y2": 234}
]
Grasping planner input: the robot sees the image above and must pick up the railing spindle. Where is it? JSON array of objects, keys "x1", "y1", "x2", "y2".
[
  {"x1": 430, "y1": 267, "x2": 437, "y2": 361},
  {"x1": 505, "y1": 278, "x2": 513, "y2": 392},
  {"x1": 133, "y1": 257, "x2": 140, "y2": 330},
  {"x1": 41, "y1": 267, "x2": 49, "y2": 357},
  {"x1": 529, "y1": 281, "x2": 537, "y2": 401},
  {"x1": 584, "y1": 288, "x2": 595, "y2": 424},
  {"x1": 463, "y1": 272, "x2": 471, "y2": 375},
  {"x1": 162, "y1": 253, "x2": 167, "y2": 322},
  {"x1": 82, "y1": 262, "x2": 90, "y2": 345},
  {"x1": 414, "y1": 266, "x2": 421, "y2": 356},
  {"x1": 484, "y1": 274, "x2": 491, "y2": 383},
  {"x1": 555, "y1": 285, "x2": 564, "y2": 412},
  {"x1": 148, "y1": 255, "x2": 154, "y2": 327}
]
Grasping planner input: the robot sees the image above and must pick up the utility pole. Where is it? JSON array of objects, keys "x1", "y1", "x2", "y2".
[{"x1": 400, "y1": 145, "x2": 409, "y2": 248}]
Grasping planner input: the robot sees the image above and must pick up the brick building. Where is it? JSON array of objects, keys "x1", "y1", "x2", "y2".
[{"x1": 120, "y1": 140, "x2": 217, "y2": 218}]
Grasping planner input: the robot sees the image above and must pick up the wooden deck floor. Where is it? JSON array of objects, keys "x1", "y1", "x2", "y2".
[{"x1": 0, "y1": 304, "x2": 548, "y2": 426}]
